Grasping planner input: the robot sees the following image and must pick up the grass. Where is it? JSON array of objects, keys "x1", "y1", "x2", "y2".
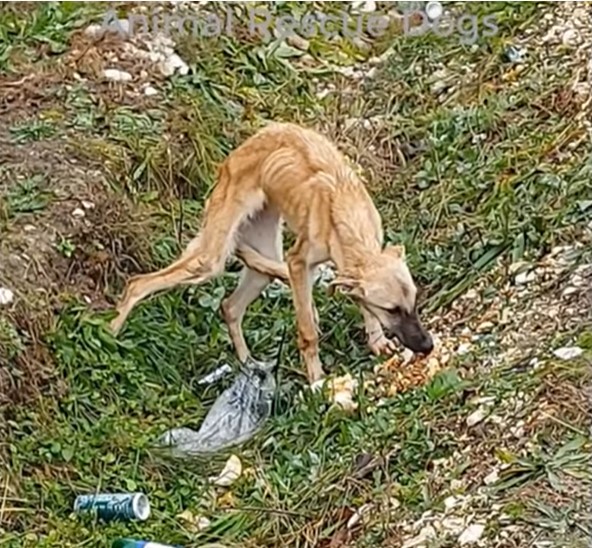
[{"x1": 1, "y1": 1, "x2": 591, "y2": 547}]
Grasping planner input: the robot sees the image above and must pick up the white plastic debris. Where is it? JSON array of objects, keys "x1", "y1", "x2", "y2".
[
  {"x1": 425, "y1": 1, "x2": 443, "y2": 20},
  {"x1": 103, "y1": 68, "x2": 132, "y2": 82},
  {"x1": 0, "y1": 287, "x2": 14, "y2": 306},
  {"x1": 210, "y1": 454, "x2": 242, "y2": 486},
  {"x1": 459, "y1": 523, "x2": 485, "y2": 545},
  {"x1": 197, "y1": 364, "x2": 233, "y2": 386},
  {"x1": 552, "y1": 346, "x2": 584, "y2": 360},
  {"x1": 158, "y1": 358, "x2": 277, "y2": 456}
]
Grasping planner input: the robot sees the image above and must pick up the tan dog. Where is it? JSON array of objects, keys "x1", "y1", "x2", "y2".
[{"x1": 110, "y1": 122, "x2": 433, "y2": 384}]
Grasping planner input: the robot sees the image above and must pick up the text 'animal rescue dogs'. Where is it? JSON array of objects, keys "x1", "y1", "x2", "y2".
[{"x1": 110, "y1": 122, "x2": 434, "y2": 384}]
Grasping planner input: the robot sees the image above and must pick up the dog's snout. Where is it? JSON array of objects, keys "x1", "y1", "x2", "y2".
[{"x1": 417, "y1": 334, "x2": 434, "y2": 355}]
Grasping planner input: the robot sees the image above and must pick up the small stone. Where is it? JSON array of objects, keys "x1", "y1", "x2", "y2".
[
  {"x1": 466, "y1": 407, "x2": 487, "y2": 427},
  {"x1": 552, "y1": 346, "x2": 583, "y2": 360},
  {"x1": 476, "y1": 321, "x2": 494, "y2": 333},
  {"x1": 456, "y1": 342, "x2": 471, "y2": 355},
  {"x1": 562, "y1": 286, "x2": 578, "y2": 297},
  {"x1": 72, "y1": 208, "x2": 85, "y2": 218},
  {"x1": 515, "y1": 270, "x2": 536, "y2": 285},
  {"x1": 483, "y1": 469, "x2": 499, "y2": 485},
  {"x1": 459, "y1": 523, "x2": 485, "y2": 545},
  {"x1": 103, "y1": 68, "x2": 132, "y2": 82},
  {"x1": 144, "y1": 85, "x2": 158, "y2": 96},
  {"x1": 352, "y1": 0, "x2": 377, "y2": 12},
  {"x1": 24, "y1": 224, "x2": 36, "y2": 232},
  {"x1": 160, "y1": 54, "x2": 189, "y2": 77},
  {"x1": 286, "y1": 34, "x2": 309, "y2": 51},
  {"x1": 81, "y1": 200, "x2": 95, "y2": 210},
  {"x1": 0, "y1": 287, "x2": 14, "y2": 306},
  {"x1": 444, "y1": 495, "x2": 458, "y2": 511},
  {"x1": 562, "y1": 29, "x2": 579, "y2": 47}
]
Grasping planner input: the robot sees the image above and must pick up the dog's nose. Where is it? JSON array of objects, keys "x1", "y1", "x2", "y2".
[{"x1": 419, "y1": 336, "x2": 434, "y2": 355}]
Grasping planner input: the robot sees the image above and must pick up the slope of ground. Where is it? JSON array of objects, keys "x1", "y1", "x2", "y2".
[{"x1": 0, "y1": 2, "x2": 590, "y2": 547}]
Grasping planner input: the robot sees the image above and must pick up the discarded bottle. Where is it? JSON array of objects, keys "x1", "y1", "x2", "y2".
[
  {"x1": 112, "y1": 540, "x2": 181, "y2": 548},
  {"x1": 112, "y1": 540, "x2": 180, "y2": 548},
  {"x1": 73, "y1": 492, "x2": 150, "y2": 522}
]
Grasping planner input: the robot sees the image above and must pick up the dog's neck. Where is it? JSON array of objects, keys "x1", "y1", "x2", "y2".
[{"x1": 328, "y1": 177, "x2": 383, "y2": 277}]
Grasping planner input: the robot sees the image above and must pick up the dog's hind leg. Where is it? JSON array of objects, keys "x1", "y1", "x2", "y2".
[
  {"x1": 110, "y1": 170, "x2": 266, "y2": 334},
  {"x1": 221, "y1": 207, "x2": 283, "y2": 362}
]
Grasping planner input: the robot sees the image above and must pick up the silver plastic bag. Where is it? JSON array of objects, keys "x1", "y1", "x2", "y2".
[{"x1": 157, "y1": 356, "x2": 278, "y2": 457}]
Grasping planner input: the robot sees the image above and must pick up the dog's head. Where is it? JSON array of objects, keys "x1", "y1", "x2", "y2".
[{"x1": 328, "y1": 245, "x2": 433, "y2": 355}]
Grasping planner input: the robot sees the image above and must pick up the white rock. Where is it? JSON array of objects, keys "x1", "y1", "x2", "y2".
[
  {"x1": 0, "y1": 287, "x2": 14, "y2": 306},
  {"x1": 466, "y1": 407, "x2": 487, "y2": 427},
  {"x1": 72, "y1": 208, "x2": 85, "y2": 218},
  {"x1": 552, "y1": 346, "x2": 583, "y2": 360},
  {"x1": 81, "y1": 200, "x2": 95, "y2": 210},
  {"x1": 103, "y1": 68, "x2": 132, "y2": 82},
  {"x1": 24, "y1": 224, "x2": 36, "y2": 232},
  {"x1": 515, "y1": 270, "x2": 536, "y2": 285},
  {"x1": 402, "y1": 524, "x2": 437, "y2": 548},
  {"x1": 444, "y1": 495, "x2": 459, "y2": 511},
  {"x1": 456, "y1": 342, "x2": 471, "y2": 355},
  {"x1": 84, "y1": 24, "x2": 104, "y2": 39},
  {"x1": 562, "y1": 29, "x2": 579, "y2": 47},
  {"x1": 144, "y1": 85, "x2": 159, "y2": 96},
  {"x1": 441, "y1": 517, "x2": 466, "y2": 535},
  {"x1": 459, "y1": 523, "x2": 485, "y2": 545},
  {"x1": 160, "y1": 54, "x2": 189, "y2": 77},
  {"x1": 483, "y1": 469, "x2": 499, "y2": 485},
  {"x1": 352, "y1": 0, "x2": 377, "y2": 12}
]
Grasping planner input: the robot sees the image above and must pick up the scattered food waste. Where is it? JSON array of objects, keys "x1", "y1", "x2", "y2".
[
  {"x1": 312, "y1": 373, "x2": 359, "y2": 412},
  {"x1": 209, "y1": 454, "x2": 242, "y2": 487},
  {"x1": 371, "y1": 336, "x2": 452, "y2": 398},
  {"x1": 177, "y1": 509, "x2": 211, "y2": 533},
  {"x1": 74, "y1": 492, "x2": 150, "y2": 522}
]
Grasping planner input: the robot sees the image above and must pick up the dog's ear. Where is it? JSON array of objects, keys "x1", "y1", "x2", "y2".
[
  {"x1": 384, "y1": 244, "x2": 406, "y2": 261},
  {"x1": 327, "y1": 277, "x2": 365, "y2": 298}
]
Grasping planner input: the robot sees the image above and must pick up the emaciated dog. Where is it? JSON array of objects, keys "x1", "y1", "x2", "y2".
[{"x1": 110, "y1": 122, "x2": 433, "y2": 384}]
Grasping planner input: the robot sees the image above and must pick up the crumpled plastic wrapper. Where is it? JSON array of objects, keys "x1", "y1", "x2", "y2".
[{"x1": 157, "y1": 357, "x2": 276, "y2": 457}]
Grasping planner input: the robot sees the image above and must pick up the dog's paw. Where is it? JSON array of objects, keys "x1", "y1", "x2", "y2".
[{"x1": 368, "y1": 335, "x2": 397, "y2": 356}]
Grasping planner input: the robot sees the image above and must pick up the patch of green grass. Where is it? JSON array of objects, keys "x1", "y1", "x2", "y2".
[
  {"x1": 9, "y1": 119, "x2": 58, "y2": 144},
  {"x1": 2, "y1": 1, "x2": 592, "y2": 546},
  {"x1": 3, "y1": 175, "x2": 53, "y2": 217}
]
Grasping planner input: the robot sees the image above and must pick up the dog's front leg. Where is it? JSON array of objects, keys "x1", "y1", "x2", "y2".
[
  {"x1": 361, "y1": 307, "x2": 397, "y2": 356},
  {"x1": 287, "y1": 246, "x2": 324, "y2": 384}
]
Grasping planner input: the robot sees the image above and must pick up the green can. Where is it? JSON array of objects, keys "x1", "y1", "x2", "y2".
[{"x1": 73, "y1": 492, "x2": 150, "y2": 522}]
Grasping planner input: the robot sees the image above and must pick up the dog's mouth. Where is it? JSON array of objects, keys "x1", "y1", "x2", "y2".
[{"x1": 377, "y1": 311, "x2": 434, "y2": 355}]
